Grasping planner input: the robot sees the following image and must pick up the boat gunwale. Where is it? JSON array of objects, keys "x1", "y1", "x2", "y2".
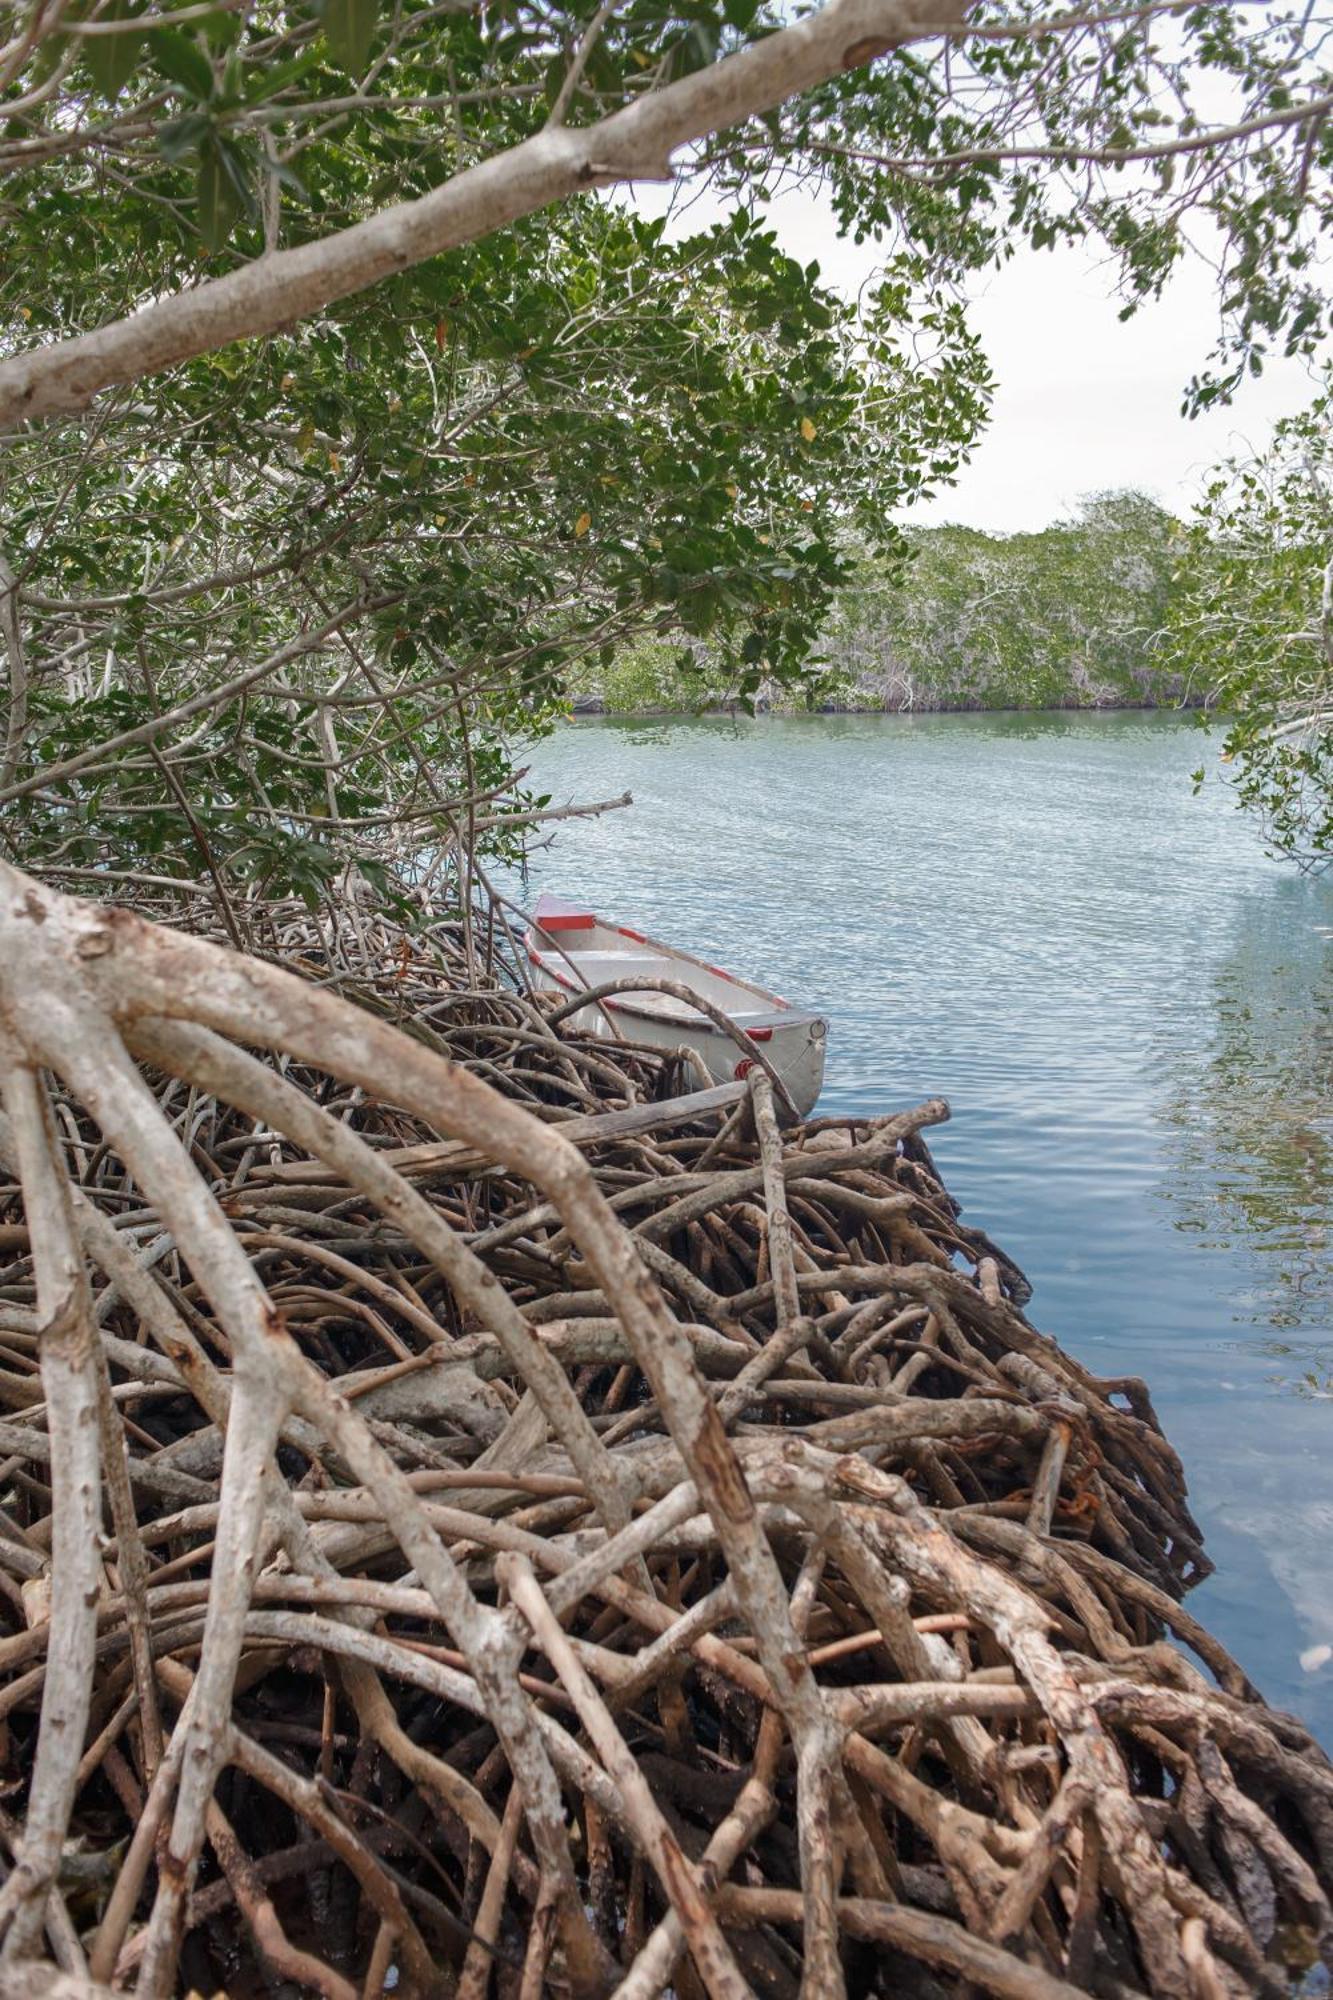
[{"x1": 524, "y1": 908, "x2": 827, "y2": 1036}]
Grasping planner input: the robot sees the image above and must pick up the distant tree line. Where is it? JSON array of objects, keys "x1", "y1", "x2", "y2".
[
  {"x1": 823, "y1": 491, "x2": 1188, "y2": 711},
  {"x1": 574, "y1": 491, "x2": 1191, "y2": 715}
]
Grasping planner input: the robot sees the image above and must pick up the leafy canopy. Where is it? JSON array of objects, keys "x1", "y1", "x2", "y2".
[
  {"x1": 2, "y1": 0, "x2": 1332, "y2": 915},
  {"x1": 5, "y1": 0, "x2": 1331, "y2": 400},
  {"x1": 1164, "y1": 367, "x2": 1333, "y2": 870},
  {"x1": 0, "y1": 189, "x2": 987, "y2": 911}
]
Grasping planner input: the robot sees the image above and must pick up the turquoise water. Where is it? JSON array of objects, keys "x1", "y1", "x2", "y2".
[{"x1": 509, "y1": 709, "x2": 1333, "y2": 1740}]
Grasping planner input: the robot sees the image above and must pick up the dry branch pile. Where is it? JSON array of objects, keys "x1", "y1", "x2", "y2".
[{"x1": 0, "y1": 861, "x2": 1331, "y2": 2000}]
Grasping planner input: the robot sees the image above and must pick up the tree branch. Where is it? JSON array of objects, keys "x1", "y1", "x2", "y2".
[
  {"x1": 0, "y1": 554, "x2": 28, "y2": 793},
  {"x1": 0, "y1": 0, "x2": 962, "y2": 427},
  {"x1": 806, "y1": 88, "x2": 1333, "y2": 173},
  {"x1": 0, "y1": 594, "x2": 398, "y2": 808}
]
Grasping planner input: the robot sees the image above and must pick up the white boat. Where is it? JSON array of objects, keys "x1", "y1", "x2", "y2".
[{"x1": 523, "y1": 894, "x2": 828, "y2": 1116}]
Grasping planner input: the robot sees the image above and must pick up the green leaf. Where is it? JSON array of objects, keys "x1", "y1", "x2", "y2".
[
  {"x1": 264, "y1": 154, "x2": 310, "y2": 200},
  {"x1": 29, "y1": 28, "x2": 70, "y2": 87},
  {"x1": 197, "y1": 8, "x2": 243, "y2": 48},
  {"x1": 148, "y1": 28, "x2": 215, "y2": 100},
  {"x1": 85, "y1": 0, "x2": 145, "y2": 101},
  {"x1": 158, "y1": 111, "x2": 212, "y2": 163},
  {"x1": 243, "y1": 49, "x2": 318, "y2": 103},
  {"x1": 197, "y1": 134, "x2": 247, "y2": 251},
  {"x1": 319, "y1": 0, "x2": 381, "y2": 74}
]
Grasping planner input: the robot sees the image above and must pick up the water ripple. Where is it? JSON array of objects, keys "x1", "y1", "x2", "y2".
[{"x1": 507, "y1": 710, "x2": 1333, "y2": 1738}]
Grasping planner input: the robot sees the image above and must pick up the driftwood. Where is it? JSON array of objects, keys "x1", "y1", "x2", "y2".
[{"x1": 0, "y1": 858, "x2": 1330, "y2": 1999}]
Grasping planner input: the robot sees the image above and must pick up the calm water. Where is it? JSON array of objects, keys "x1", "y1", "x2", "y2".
[{"x1": 509, "y1": 710, "x2": 1333, "y2": 1740}]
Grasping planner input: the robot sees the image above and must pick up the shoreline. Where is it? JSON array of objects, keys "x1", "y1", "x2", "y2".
[{"x1": 565, "y1": 694, "x2": 1204, "y2": 720}]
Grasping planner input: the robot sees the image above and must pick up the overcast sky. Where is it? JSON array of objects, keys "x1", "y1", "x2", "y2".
[{"x1": 632, "y1": 179, "x2": 1326, "y2": 535}]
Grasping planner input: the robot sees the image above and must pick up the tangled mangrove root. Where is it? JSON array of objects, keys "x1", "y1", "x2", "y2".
[{"x1": 0, "y1": 859, "x2": 1330, "y2": 2000}]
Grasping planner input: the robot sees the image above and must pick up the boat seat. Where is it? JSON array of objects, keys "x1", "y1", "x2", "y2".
[{"x1": 558, "y1": 949, "x2": 678, "y2": 983}]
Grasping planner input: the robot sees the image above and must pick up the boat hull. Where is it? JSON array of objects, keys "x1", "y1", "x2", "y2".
[{"x1": 554, "y1": 992, "x2": 827, "y2": 1115}]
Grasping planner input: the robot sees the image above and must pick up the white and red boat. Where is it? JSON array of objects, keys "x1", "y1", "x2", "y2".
[{"x1": 524, "y1": 894, "x2": 828, "y2": 1115}]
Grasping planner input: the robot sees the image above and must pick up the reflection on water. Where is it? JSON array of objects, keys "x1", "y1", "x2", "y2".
[
  {"x1": 1156, "y1": 896, "x2": 1333, "y2": 1353},
  {"x1": 1250, "y1": 1342, "x2": 1333, "y2": 1401},
  {"x1": 508, "y1": 709, "x2": 1333, "y2": 1738}
]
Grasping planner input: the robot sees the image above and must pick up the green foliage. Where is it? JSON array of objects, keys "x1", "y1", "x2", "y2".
[
  {"x1": 580, "y1": 635, "x2": 801, "y2": 714},
  {"x1": 318, "y1": 0, "x2": 384, "y2": 75},
  {"x1": 3, "y1": 0, "x2": 1331, "y2": 909},
  {"x1": 577, "y1": 494, "x2": 1186, "y2": 713},
  {"x1": 827, "y1": 493, "x2": 1186, "y2": 711},
  {"x1": 1161, "y1": 371, "x2": 1333, "y2": 868},
  {"x1": 85, "y1": 0, "x2": 148, "y2": 101},
  {"x1": 0, "y1": 195, "x2": 987, "y2": 905},
  {"x1": 3, "y1": 4, "x2": 1329, "y2": 384},
  {"x1": 736, "y1": 7, "x2": 1333, "y2": 408},
  {"x1": 585, "y1": 640, "x2": 697, "y2": 715}
]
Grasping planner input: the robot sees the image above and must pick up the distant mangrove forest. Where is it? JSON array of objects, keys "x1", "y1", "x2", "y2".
[{"x1": 571, "y1": 490, "x2": 1192, "y2": 716}]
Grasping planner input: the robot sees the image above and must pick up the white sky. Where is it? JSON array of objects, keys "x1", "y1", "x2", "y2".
[{"x1": 632, "y1": 179, "x2": 1327, "y2": 535}]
